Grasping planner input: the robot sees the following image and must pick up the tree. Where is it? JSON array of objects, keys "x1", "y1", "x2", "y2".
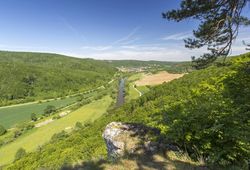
[
  {"x1": 75, "y1": 122, "x2": 83, "y2": 129},
  {"x1": 31, "y1": 113, "x2": 37, "y2": 121},
  {"x1": 163, "y1": 0, "x2": 250, "y2": 69},
  {"x1": 14, "y1": 130, "x2": 22, "y2": 138},
  {"x1": 0, "y1": 125, "x2": 6, "y2": 136},
  {"x1": 44, "y1": 105, "x2": 56, "y2": 116},
  {"x1": 15, "y1": 148, "x2": 26, "y2": 161}
]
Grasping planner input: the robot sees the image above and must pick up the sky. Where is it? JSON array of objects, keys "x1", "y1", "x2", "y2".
[{"x1": 0, "y1": 0, "x2": 249, "y2": 61}]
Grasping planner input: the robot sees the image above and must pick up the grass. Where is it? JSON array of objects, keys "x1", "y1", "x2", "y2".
[
  {"x1": 0, "y1": 95, "x2": 113, "y2": 166},
  {"x1": 78, "y1": 151, "x2": 206, "y2": 170},
  {"x1": 126, "y1": 73, "x2": 143, "y2": 101},
  {"x1": 136, "y1": 86, "x2": 150, "y2": 95},
  {"x1": 127, "y1": 83, "x2": 140, "y2": 101},
  {"x1": 0, "y1": 97, "x2": 78, "y2": 129},
  {"x1": 127, "y1": 73, "x2": 143, "y2": 82}
]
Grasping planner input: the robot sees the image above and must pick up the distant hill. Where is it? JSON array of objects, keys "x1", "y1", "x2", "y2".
[
  {"x1": 105, "y1": 60, "x2": 192, "y2": 73},
  {"x1": 0, "y1": 51, "x2": 116, "y2": 106}
]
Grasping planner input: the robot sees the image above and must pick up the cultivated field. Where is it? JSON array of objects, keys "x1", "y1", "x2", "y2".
[
  {"x1": 0, "y1": 96, "x2": 113, "y2": 166},
  {"x1": 135, "y1": 71, "x2": 184, "y2": 86},
  {"x1": 0, "y1": 97, "x2": 77, "y2": 129}
]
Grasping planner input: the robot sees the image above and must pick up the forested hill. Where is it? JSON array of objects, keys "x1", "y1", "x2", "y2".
[
  {"x1": 8, "y1": 53, "x2": 250, "y2": 169},
  {"x1": 0, "y1": 51, "x2": 116, "y2": 106}
]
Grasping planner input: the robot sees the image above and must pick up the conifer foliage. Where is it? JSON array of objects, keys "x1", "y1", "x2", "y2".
[{"x1": 163, "y1": 0, "x2": 250, "y2": 69}]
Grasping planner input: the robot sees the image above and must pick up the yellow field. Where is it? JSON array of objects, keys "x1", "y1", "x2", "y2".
[{"x1": 135, "y1": 71, "x2": 184, "y2": 86}]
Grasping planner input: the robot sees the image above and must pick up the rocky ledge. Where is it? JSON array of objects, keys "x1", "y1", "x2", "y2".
[{"x1": 102, "y1": 122, "x2": 160, "y2": 159}]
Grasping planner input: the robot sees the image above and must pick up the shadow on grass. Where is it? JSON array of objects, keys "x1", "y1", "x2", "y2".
[
  {"x1": 62, "y1": 123, "x2": 209, "y2": 170},
  {"x1": 61, "y1": 151, "x2": 209, "y2": 170}
]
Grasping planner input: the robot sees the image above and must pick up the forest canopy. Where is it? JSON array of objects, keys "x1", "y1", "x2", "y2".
[{"x1": 0, "y1": 51, "x2": 116, "y2": 106}]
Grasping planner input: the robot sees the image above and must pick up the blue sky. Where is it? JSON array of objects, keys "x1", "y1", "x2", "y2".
[{"x1": 0, "y1": 0, "x2": 249, "y2": 61}]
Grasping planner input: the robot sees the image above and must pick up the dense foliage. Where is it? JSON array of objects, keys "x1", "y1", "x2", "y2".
[
  {"x1": 163, "y1": 0, "x2": 250, "y2": 69},
  {"x1": 0, "y1": 51, "x2": 116, "y2": 106},
  {"x1": 6, "y1": 53, "x2": 250, "y2": 169}
]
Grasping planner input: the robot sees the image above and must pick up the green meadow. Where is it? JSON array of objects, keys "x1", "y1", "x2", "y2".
[
  {"x1": 136, "y1": 86, "x2": 150, "y2": 95},
  {"x1": 0, "y1": 95, "x2": 113, "y2": 166},
  {"x1": 0, "y1": 97, "x2": 77, "y2": 129},
  {"x1": 126, "y1": 73, "x2": 143, "y2": 101}
]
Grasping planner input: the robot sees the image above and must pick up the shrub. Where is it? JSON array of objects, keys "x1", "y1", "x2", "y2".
[
  {"x1": 44, "y1": 105, "x2": 56, "y2": 116},
  {"x1": 31, "y1": 113, "x2": 37, "y2": 121},
  {"x1": 15, "y1": 148, "x2": 26, "y2": 161},
  {"x1": 0, "y1": 125, "x2": 6, "y2": 136}
]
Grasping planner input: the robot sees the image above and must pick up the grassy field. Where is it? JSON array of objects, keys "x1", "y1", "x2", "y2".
[
  {"x1": 127, "y1": 83, "x2": 141, "y2": 101},
  {"x1": 126, "y1": 73, "x2": 143, "y2": 101},
  {"x1": 0, "y1": 95, "x2": 113, "y2": 166},
  {"x1": 136, "y1": 86, "x2": 150, "y2": 95},
  {"x1": 0, "y1": 97, "x2": 78, "y2": 129},
  {"x1": 127, "y1": 73, "x2": 143, "y2": 82}
]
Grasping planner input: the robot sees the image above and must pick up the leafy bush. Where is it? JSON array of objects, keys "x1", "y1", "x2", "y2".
[
  {"x1": 15, "y1": 148, "x2": 26, "y2": 161},
  {"x1": 0, "y1": 125, "x2": 6, "y2": 136},
  {"x1": 30, "y1": 113, "x2": 37, "y2": 121},
  {"x1": 44, "y1": 105, "x2": 56, "y2": 116}
]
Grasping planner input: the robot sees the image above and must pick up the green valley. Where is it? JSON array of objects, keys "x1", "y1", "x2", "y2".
[
  {"x1": 5, "y1": 53, "x2": 249, "y2": 170},
  {"x1": 1, "y1": 1, "x2": 250, "y2": 169}
]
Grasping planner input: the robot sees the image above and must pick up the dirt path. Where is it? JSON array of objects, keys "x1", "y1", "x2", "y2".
[{"x1": 133, "y1": 84, "x2": 142, "y2": 97}]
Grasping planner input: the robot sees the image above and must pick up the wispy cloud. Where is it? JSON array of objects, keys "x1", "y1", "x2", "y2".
[
  {"x1": 0, "y1": 44, "x2": 50, "y2": 51},
  {"x1": 59, "y1": 16, "x2": 87, "y2": 42},
  {"x1": 113, "y1": 26, "x2": 140, "y2": 45},
  {"x1": 80, "y1": 26, "x2": 141, "y2": 51},
  {"x1": 80, "y1": 45, "x2": 112, "y2": 51},
  {"x1": 231, "y1": 27, "x2": 250, "y2": 55},
  {"x1": 83, "y1": 42, "x2": 207, "y2": 61},
  {"x1": 162, "y1": 31, "x2": 192, "y2": 41}
]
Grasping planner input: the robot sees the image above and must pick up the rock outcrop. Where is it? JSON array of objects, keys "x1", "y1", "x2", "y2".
[{"x1": 102, "y1": 122, "x2": 160, "y2": 159}]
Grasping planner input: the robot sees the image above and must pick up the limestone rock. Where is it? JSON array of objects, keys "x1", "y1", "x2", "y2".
[{"x1": 102, "y1": 122, "x2": 160, "y2": 159}]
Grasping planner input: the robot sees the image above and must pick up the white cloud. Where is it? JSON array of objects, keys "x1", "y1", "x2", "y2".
[
  {"x1": 231, "y1": 27, "x2": 250, "y2": 55},
  {"x1": 162, "y1": 31, "x2": 192, "y2": 41},
  {"x1": 79, "y1": 26, "x2": 141, "y2": 51},
  {"x1": 84, "y1": 43, "x2": 206, "y2": 61},
  {"x1": 59, "y1": 16, "x2": 87, "y2": 42},
  {"x1": 112, "y1": 26, "x2": 140, "y2": 45},
  {"x1": 80, "y1": 45, "x2": 112, "y2": 51}
]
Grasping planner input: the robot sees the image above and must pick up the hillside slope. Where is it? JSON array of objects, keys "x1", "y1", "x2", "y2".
[
  {"x1": 5, "y1": 53, "x2": 250, "y2": 169},
  {"x1": 0, "y1": 51, "x2": 116, "y2": 106}
]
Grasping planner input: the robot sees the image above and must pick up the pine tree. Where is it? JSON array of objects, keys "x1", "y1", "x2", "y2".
[{"x1": 163, "y1": 0, "x2": 250, "y2": 69}]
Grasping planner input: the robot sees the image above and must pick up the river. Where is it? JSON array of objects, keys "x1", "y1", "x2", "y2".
[{"x1": 116, "y1": 78, "x2": 125, "y2": 107}]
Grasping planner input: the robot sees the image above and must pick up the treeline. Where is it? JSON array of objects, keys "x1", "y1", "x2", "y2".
[
  {"x1": 6, "y1": 53, "x2": 250, "y2": 169},
  {"x1": 106, "y1": 59, "x2": 191, "y2": 73},
  {"x1": 0, "y1": 51, "x2": 116, "y2": 106}
]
